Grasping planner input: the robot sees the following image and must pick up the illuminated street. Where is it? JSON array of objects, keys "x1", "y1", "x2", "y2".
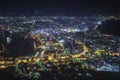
[{"x1": 0, "y1": 16, "x2": 120, "y2": 80}]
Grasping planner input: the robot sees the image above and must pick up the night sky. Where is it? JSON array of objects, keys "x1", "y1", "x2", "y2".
[{"x1": 0, "y1": 0, "x2": 120, "y2": 16}]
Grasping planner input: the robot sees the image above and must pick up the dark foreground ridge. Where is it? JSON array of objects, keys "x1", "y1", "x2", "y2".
[{"x1": 0, "y1": 68, "x2": 120, "y2": 80}]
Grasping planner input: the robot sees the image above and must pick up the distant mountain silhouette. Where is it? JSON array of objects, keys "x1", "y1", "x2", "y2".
[{"x1": 97, "y1": 19, "x2": 120, "y2": 37}]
